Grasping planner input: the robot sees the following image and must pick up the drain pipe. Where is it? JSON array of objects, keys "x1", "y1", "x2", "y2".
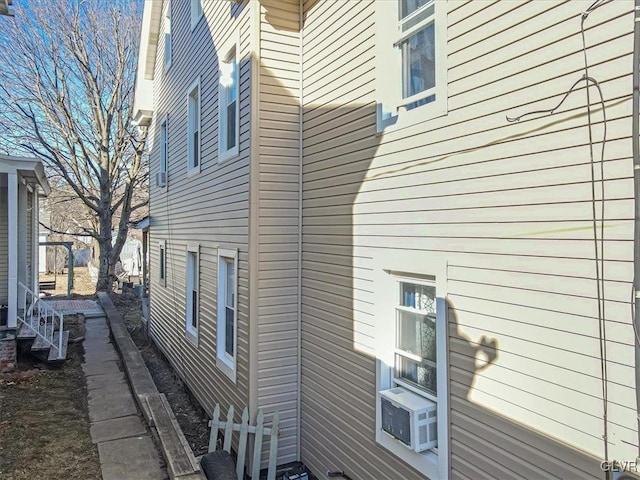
[{"x1": 633, "y1": 0, "x2": 640, "y2": 463}]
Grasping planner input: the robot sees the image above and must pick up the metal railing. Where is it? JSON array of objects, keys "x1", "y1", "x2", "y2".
[{"x1": 17, "y1": 282, "x2": 65, "y2": 360}]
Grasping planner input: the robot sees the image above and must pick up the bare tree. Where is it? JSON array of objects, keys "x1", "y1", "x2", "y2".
[{"x1": 0, "y1": 0, "x2": 148, "y2": 291}]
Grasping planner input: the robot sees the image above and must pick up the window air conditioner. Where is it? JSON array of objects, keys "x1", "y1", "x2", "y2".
[
  {"x1": 380, "y1": 387, "x2": 437, "y2": 452},
  {"x1": 156, "y1": 171, "x2": 167, "y2": 187}
]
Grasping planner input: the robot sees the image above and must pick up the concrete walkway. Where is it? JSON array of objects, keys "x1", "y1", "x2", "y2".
[{"x1": 82, "y1": 315, "x2": 166, "y2": 480}]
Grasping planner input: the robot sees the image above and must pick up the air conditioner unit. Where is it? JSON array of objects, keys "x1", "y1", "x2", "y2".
[
  {"x1": 156, "y1": 171, "x2": 167, "y2": 187},
  {"x1": 380, "y1": 387, "x2": 437, "y2": 452}
]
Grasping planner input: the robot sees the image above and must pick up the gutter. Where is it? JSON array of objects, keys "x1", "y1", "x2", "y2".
[
  {"x1": 632, "y1": 0, "x2": 640, "y2": 462},
  {"x1": 296, "y1": 0, "x2": 304, "y2": 462}
]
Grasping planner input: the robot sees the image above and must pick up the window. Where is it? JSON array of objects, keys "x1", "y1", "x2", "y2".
[
  {"x1": 376, "y1": 0, "x2": 447, "y2": 132},
  {"x1": 218, "y1": 38, "x2": 239, "y2": 162},
  {"x1": 395, "y1": 282, "x2": 437, "y2": 398},
  {"x1": 186, "y1": 245, "x2": 199, "y2": 343},
  {"x1": 160, "y1": 115, "x2": 168, "y2": 179},
  {"x1": 187, "y1": 80, "x2": 201, "y2": 174},
  {"x1": 159, "y1": 240, "x2": 166, "y2": 287},
  {"x1": 164, "y1": 0, "x2": 172, "y2": 71},
  {"x1": 190, "y1": 0, "x2": 203, "y2": 30},
  {"x1": 375, "y1": 264, "x2": 448, "y2": 479},
  {"x1": 217, "y1": 248, "x2": 237, "y2": 382}
]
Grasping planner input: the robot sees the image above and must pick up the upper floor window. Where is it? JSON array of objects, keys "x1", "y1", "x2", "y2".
[
  {"x1": 187, "y1": 79, "x2": 201, "y2": 175},
  {"x1": 164, "y1": 0, "x2": 172, "y2": 71},
  {"x1": 376, "y1": 0, "x2": 447, "y2": 132},
  {"x1": 191, "y1": 0, "x2": 203, "y2": 30},
  {"x1": 218, "y1": 39, "x2": 239, "y2": 162},
  {"x1": 159, "y1": 115, "x2": 168, "y2": 178}
]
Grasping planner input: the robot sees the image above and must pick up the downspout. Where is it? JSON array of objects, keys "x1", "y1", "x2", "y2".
[
  {"x1": 633, "y1": 0, "x2": 640, "y2": 463},
  {"x1": 296, "y1": 0, "x2": 304, "y2": 463}
]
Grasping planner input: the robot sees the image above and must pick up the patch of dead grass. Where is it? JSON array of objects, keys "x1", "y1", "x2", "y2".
[{"x1": 0, "y1": 316, "x2": 101, "y2": 480}]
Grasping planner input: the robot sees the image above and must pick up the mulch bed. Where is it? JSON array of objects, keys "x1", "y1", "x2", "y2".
[
  {"x1": 109, "y1": 291, "x2": 210, "y2": 457},
  {"x1": 0, "y1": 315, "x2": 101, "y2": 480}
]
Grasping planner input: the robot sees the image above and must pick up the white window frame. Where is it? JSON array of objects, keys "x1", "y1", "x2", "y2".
[
  {"x1": 217, "y1": 33, "x2": 240, "y2": 163},
  {"x1": 187, "y1": 79, "x2": 201, "y2": 176},
  {"x1": 216, "y1": 248, "x2": 238, "y2": 383},
  {"x1": 164, "y1": 0, "x2": 172, "y2": 71},
  {"x1": 159, "y1": 114, "x2": 168, "y2": 182},
  {"x1": 158, "y1": 240, "x2": 166, "y2": 287},
  {"x1": 374, "y1": 253, "x2": 449, "y2": 480},
  {"x1": 190, "y1": 0, "x2": 203, "y2": 31},
  {"x1": 375, "y1": 0, "x2": 447, "y2": 133},
  {"x1": 185, "y1": 244, "x2": 199, "y2": 345}
]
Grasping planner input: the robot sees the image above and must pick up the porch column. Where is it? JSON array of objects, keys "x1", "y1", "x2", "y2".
[
  {"x1": 7, "y1": 173, "x2": 17, "y2": 328},
  {"x1": 17, "y1": 179, "x2": 27, "y2": 308},
  {"x1": 32, "y1": 191, "x2": 39, "y2": 296}
]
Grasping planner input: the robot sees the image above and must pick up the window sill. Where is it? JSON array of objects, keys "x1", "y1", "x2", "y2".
[
  {"x1": 190, "y1": 12, "x2": 204, "y2": 32},
  {"x1": 376, "y1": 430, "x2": 442, "y2": 479},
  {"x1": 216, "y1": 355, "x2": 236, "y2": 384},
  {"x1": 186, "y1": 328, "x2": 198, "y2": 347},
  {"x1": 376, "y1": 101, "x2": 448, "y2": 136},
  {"x1": 164, "y1": 60, "x2": 172, "y2": 74},
  {"x1": 218, "y1": 146, "x2": 239, "y2": 164},
  {"x1": 187, "y1": 165, "x2": 201, "y2": 178}
]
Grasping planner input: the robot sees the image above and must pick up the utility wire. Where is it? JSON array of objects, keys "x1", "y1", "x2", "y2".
[{"x1": 507, "y1": 0, "x2": 611, "y2": 473}]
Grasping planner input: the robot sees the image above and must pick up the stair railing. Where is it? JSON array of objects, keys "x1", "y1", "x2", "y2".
[{"x1": 17, "y1": 282, "x2": 65, "y2": 359}]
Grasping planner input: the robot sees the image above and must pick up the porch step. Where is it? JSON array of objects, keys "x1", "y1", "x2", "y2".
[
  {"x1": 47, "y1": 330, "x2": 69, "y2": 363},
  {"x1": 16, "y1": 323, "x2": 36, "y2": 340},
  {"x1": 31, "y1": 334, "x2": 52, "y2": 352}
]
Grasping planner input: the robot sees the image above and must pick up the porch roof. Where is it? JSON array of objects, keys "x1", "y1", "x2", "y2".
[{"x1": 0, "y1": 154, "x2": 51, "y2": 196}]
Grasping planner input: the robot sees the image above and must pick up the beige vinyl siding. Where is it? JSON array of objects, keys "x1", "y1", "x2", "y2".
[
  {"x1": 147, "y1": 0, "x2": 252, "y2": 438},
  {"x1": 0, "y1": 186, "x2": 7, "y2": 304},
  {"x1": 299, "y1": 0, "x2": 634, "y2": 479},
  {"x1": 257, "y1": 0, "x2": 301, "y2": 466}
]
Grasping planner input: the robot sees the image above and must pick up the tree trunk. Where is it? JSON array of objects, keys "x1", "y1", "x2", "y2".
[{"x1": 95, "y1": 205, "x2": 113, "y2": 292}]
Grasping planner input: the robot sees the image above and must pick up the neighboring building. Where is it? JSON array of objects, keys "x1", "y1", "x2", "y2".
[
  {"x1": 0, "y1": 0, "x2": 13, "y2": 17},
  {"x1": 134, "y1": 1, "x2": 638, "y2": 478},
  {"x1": 0, "y1": 154, "x2": 50, "y2": 327}
]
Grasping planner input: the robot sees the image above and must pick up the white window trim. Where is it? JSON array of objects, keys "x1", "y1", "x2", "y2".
[
  {"x1": 159, "y1": 240, "x2": 166, "y2": 287},
  {"x1": 217, "y1": 31, "x2": 240, "y2": 163},
  {"x1": 186, "y1": 78, "x2": 201, "y2": 176},
  {"x1": 160, "y1": 114, "x2": 168, "y2": 182},
  {"x1": 190, "y1": 0, "x2": 203, "y2": 31},
  {"x1": 164, "y1": 0, "x2": 172, "y2": 72},
  {"x1": 185, "y1": 244, "x2": 200, "y2": 345},
  {"x1": 374, "y1": 254, "x2": 449, "y2": 480},
  {"x1": 375, "y1": 0, "x2": 448, "y2": 134},
  {"x1": 216, "y1": 247, "x2": 238, "y2": 383}
]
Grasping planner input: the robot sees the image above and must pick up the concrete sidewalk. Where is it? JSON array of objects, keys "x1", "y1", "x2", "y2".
[{"x1": 82, "y1": 315, "x2": 166, "y2": 480}]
